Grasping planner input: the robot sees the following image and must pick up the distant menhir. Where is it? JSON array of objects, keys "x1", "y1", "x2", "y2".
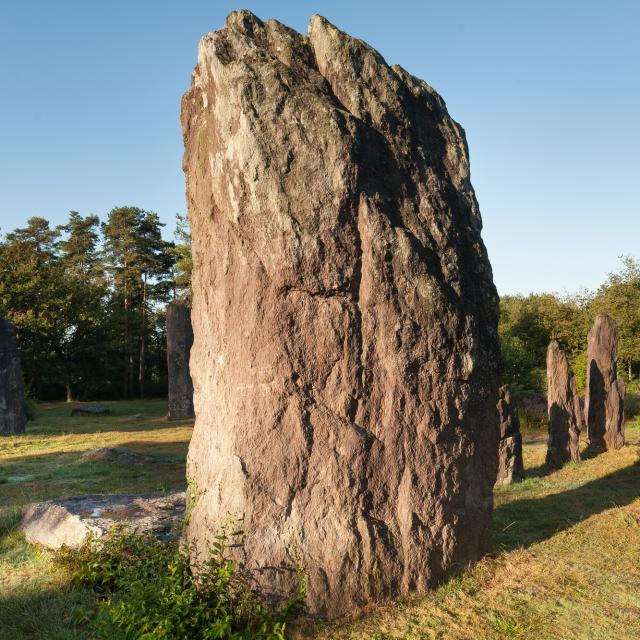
[
  {"x1": 546, "y1": 340, "x2": 581, "y2": 468},
  {"x1": 166, "y1": 302, "x2": 194, "y2": 419},
  {"x1": 0, "y1": 318, "x2": 27, "y2": 436},
  {"x1": 586, "y1": 313, "x2": 625, "y2": 451},
  {"x1": 496, "y1": 386, "x2": 524, "y2": 484}
]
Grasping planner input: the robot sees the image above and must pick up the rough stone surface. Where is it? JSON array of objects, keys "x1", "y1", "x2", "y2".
[
  {"x1": 181, "y1": 11, "x2": 500, "y2": 618},
  {"x1": 586, "y1": 314, "x2": 625, "y2": 451},
  {"x1": 495, "y1": 386, "x2": 524, "y2": 485},
  {"x1": 70, "y1": 404, "x2": 111, "y2": 417},
  {"x1": 166, "y1": 302, "x2": 195, "y2": 419},
  {"x1": 546, "y1": 341, "x2": 581, "y2": 468},
  {"x1": 0, "y1": 318, "x2": 27, "y2": 436},
  {"x1": 21, "y1": 492, "x2": 185, "y2": 549}
]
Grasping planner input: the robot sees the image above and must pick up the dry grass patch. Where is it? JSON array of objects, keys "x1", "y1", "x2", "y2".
[{"x1": 303, "y1": 421, "x2": 640, "y2": 640}]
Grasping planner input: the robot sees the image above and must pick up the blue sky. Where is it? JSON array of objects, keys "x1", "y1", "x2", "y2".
[{"x1": 1, "y1": 1, "x2": 638, "y2": 295}]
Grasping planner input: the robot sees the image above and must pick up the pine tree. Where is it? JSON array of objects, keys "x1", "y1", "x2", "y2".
[
  {"x1": 0, "y1": 217, "x2": 67, "y2": 397},
  {"x1": 102, "y1": 207, "x2": 173, "y2": 398},
  {"x1": 57, "y1": 212, "x2": 108, "y2": 400}
]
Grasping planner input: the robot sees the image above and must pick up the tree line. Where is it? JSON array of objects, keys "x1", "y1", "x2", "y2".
[
  {"x1": 0, "y1": 209, "x2": 191, "y2": 401},
  {"x1": 500, "y1": 256, "x2": 640, "y2": 394},
  {"x1": 1, "y1": 208, "x2": 638, "y2": 401}
]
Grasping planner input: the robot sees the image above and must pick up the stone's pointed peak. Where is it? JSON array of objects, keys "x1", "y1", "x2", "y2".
[
  {"x1": 308, "y1": 12, "x2": 386, "y2": 64},
  {"x1": 224, "y1": 9, "x2": 265, "y2": 36},
  {"x1": 308, "y1": 14, "x2": 335, "y2": 35}
]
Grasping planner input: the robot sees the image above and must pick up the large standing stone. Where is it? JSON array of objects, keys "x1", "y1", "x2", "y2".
[
  {"x1": 0, "y1": 318, "x2": 27, "y2": 436},
  {"x1": 495, "y1": 386, "x2": 524, "y2": 485},
  {"x1": 181, "y1": 11, "x2": 500, "y2": 618},
  {"x1": 166, "y1": 302, "x2": 194, "y2": 419},
  {"x1": 586, "y1": 313, "x2": 624, "y2": 451},
  {"x1": 546, "y1": 341, "x2": 581, "y2": 468}
]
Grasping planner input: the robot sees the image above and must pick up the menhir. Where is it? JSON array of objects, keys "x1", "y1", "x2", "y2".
[
  {"x1": 181, "y1": 11, "x2": 500, "y2": 618},
  {"x1": 0, "y1": 318, "x2": 27, "y2": 436},
  {"x1": 586, "y1": 314, "x2": 624, "y2": 451},
  {"x1": 546, "y1": 341, "x2": 581, "y2": 468},
  {"x1": 166, "y1": 302, "x2": 194, "y2": 419},
  {"x1": 495, "y1": 386, "x2": 524, "y2": 485}
]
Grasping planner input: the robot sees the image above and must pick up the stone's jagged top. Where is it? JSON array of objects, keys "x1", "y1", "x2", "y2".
[
  {"x1": 225, "y1": 8, "x2": 262, "y2": 29},
  {"x1": 546, "y1": 341, "x2": 581, "y2": 468},
  {"x1": 182, "y1": 12, "x2": 500, "y2": 618}
]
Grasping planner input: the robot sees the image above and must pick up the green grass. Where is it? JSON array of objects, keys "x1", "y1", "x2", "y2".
[
  {"x1": 1, "y1": 402, "x2": 640, "y2": 639},
  {"x1": 0, "y1": 399, "x2": 192, "y2": 639},
  {"x1": 297, "y1": 419, "x2": 640, "y2": 640}
]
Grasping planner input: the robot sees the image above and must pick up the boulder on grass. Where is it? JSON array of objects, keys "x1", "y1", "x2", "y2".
[
  {"x1": 21, "y1": 492, "x2": 185, "y2": 549},
  {"x1": 70, "y1": 404, "x2": 111, "y2": 417}
]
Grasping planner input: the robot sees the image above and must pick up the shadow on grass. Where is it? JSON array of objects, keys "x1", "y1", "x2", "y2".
[
  {"x1": 25, "y1": 418, "x2": 194, "y2": 437},
  {"x1": 495, "y1": 461, "x2": 640, "y2": 551},
  {"x1": 521, "y1": 463, "x2": 549, "y2": 479},
  {"x1": 19, "y1": 399, "x2": 195, "y2": 437},
  {"x1": 0, "y1": 443, "x2": 188, "y2": 512},
  {"x1": 0, "y1": 585, "x2": 95, "y2": 640}
]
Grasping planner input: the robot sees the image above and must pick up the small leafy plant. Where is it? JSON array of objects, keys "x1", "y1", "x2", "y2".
[{"x1": 54, "y1": 523, "x2": 305, "y2": 639}]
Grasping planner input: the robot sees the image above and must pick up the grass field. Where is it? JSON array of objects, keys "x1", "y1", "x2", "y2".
[
  {"x1": 1, "y1": 400, "x2": 639, "y2": 639},
  {"x1": 0, "y1": 399, "x2": 192, "y2": 640}
]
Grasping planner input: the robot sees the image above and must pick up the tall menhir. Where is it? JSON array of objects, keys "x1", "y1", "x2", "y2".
[
  {"x1": 586, "y1": 313, "x2": 624, "y2": 451},
  {"x1": 0, "y1": 318, "x2": 27, "y2": 436},
  {"x1": 181, "y1": 11, "x2": 501, "y2": 618},
  {"x1": 166, "y1": 302, "x2": 194, "y2": 419}
]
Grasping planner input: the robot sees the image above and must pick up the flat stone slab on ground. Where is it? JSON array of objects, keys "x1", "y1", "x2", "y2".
[
  {"x1": 78, "y1": 447, "x2": 161, "y2": 465},
  {"x1": 70, "y1": 404, "x2": 111, "y2": 417},
  {"x1": 21, "y1": 492, "x2": 185, "y2": 549}
]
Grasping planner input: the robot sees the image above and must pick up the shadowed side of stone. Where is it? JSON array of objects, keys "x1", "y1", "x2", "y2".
[
  {"x1": 181, "y1": 10, "x2": 500, "y2": 618},
  {"x1": 20, "y1": 492, "x2": 186, "y2": 549},
  {"x1": 166, "y1": 302, "x2": 194, "y2": 419},
  {"x1": 546, "y1": 341, "x2": 581, "y2": 468},
  {"x1": 496, "y1": 386, "x2": 524, "y2": 485},
  {"x1": 0, "y1": 318, "x2": 27, "y2": 436},
  {"x1": 586, "y1": 313, "x2": 624, "y2": 451}
]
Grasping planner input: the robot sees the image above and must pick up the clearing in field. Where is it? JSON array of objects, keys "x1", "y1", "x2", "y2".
[{"x1": 1, "y1": 400, "x2": 639, "y2": 639}]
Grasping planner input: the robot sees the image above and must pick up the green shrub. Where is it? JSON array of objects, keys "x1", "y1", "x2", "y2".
[
  {"x1": 625, "y1": 391, "x2": 640, "y2": 420},
  {"x1": 54, "y1": 524, "x2": 305, "y2": 639},
  {"x1": 24, "y1": 398, "x2": 38, "y2": 420}
]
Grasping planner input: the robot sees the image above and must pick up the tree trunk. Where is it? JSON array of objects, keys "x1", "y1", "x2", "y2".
[
  {"x1": 123, "y1": 261, "x2": 130, "y2": 399},
  {"x1": 629, "y1": 360, "x2": 633, "y2": 382},
  {"x1": 139, "y1": 278, "x2": 147, "y2": 398}
]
